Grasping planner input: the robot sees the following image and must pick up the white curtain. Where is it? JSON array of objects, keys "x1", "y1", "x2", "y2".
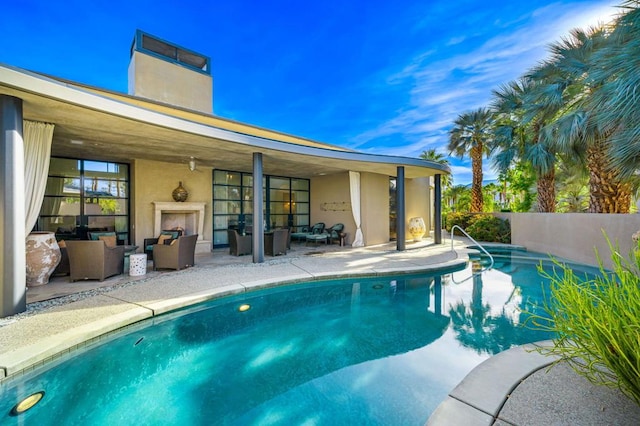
[
  {"x1": 24, "y1": 120, "x2": 55, "y2": 234},
  {"x1": 349, "y1": 171, "x2": 364, "y2": 247}
]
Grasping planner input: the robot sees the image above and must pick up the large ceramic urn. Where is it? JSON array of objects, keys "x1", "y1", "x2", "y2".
[
  {"x1": 26, "y1": 231, "x2": 61, "y2": 286},
  {"x1": 408, "y1": 217, "x2": 426, "y2": 242}
]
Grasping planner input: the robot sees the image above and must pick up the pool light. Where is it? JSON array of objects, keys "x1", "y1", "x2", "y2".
[
  {"x1": 10, "y1": 391, "x2": 45, "y2": 416},
  {"x1": 238, "y1": 304, "x2": 251, "y2": 312}
]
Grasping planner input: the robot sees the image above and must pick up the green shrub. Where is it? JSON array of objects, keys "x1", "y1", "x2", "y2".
[
  {"x1": 529, "y1": 241, "x2": 640, "y2": 405},
  {"x1": 466, "y1": 215, "x2": 511, "y2": 243},
  {"x1": 444, "y1": 212, "x2": 475, "y2": 233}
]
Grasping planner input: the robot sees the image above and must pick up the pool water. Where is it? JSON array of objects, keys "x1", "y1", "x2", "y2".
[{"x1": 0, "y1": 249, "x2": 601, "y2": 425}]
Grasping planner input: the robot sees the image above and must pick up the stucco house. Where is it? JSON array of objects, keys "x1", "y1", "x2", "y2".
[{"x1": 0, "y1": 30, "x2": 449, "y2": 317}]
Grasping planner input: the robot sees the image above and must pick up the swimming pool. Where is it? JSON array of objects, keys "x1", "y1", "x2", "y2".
[{"x1": 0, "y1": 249, "x2": 601, "y2": 425}]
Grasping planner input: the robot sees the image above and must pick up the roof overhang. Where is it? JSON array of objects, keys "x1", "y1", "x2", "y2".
[{"x1": 0, "y1": 64, "x2": 450, "y2": 179}]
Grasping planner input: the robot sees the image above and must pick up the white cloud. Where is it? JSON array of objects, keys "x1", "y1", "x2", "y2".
[
  {"x1": 449, "y1": 164, "x2": 471, "y2": 175},
  {"x1": 446, "y1": 36, "x2": 467, "y2": 46},
  {"x1": 446, "y1": 162, "x2": 498, "y2": 186}
]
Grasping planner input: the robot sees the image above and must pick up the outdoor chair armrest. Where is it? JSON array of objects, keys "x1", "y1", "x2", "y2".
[{"x1": 144, "y1": 237, "x2": 159, "y2": 247}]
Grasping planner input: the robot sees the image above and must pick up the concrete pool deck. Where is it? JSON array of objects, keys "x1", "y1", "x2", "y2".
[{"x1": 1, "y1": 238, "x2": 639, "y2": 425}]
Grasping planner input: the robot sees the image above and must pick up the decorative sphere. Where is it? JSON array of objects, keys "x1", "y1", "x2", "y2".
[{"x1": 172, "y1": 181, "x2": 188, "y2": 202}]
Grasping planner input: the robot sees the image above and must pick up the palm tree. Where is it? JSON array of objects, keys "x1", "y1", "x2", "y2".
[
  {"x1": 482, "y1": 182, "x2": 501, "y2": 212},
  {"x1": 590, "y1": 1, "x2": 640, "y2": 181},
  {"x1": 449, "y1": 108, "x2": 494, "y2": 212},
  {"x1": 555, "y1": 155, "x2": 589, "y2": 212},
  {"x1": 491, "y1": 78, "x2": 558, "y2": 212},
  {"x1": 445, "y1": 184, "x2": 470, "y2": 212},
  {"x1": 530, "y1": 25, "x2": 632, "y2": 213},
  {"x1": 419, "y1": 149, "x2": 452, "y2": 189},
  {"x1": 557, "y1": 184, "x2": 589, "y2": 212}
]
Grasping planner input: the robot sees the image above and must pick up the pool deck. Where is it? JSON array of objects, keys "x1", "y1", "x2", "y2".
[{"x1": 2, "y1": 237, "x2": 639, "y2": 425}]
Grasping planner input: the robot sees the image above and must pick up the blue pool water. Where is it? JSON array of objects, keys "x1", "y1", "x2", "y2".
[{"x1": 0, "y1": 249, "x2": 601, "y2": 425}]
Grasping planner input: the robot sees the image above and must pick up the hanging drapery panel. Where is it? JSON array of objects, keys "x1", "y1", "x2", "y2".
[
  {"x1": 24, "y1": 120, "x2": 55, "y2": 234},
  {"x1": 349, "y1": 171, "x2": 364, "y2": 247}
]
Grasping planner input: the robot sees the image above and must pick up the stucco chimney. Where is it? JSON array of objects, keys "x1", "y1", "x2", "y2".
[{"x1": 128, "y1": 30, "x2": 213, "y2": 114}]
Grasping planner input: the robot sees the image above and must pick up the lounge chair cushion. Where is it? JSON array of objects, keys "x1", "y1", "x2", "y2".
[
  {"x1": 306, "y1": 233, "x2": 328, "y2": 244},
  {"x1": 292, "y1": 223, "x2": 325, "y2": 242},
  {"x1": 144, "y1": 230, "x2": 183, "y2": 259},
  {"x1": 157, "y1": 234, "x2": 172, "y2": 245},
  {"x1": 98, "y1": 235, "x2": 117, "y2": 247}
]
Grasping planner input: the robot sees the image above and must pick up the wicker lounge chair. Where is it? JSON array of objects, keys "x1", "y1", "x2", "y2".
[
  {"x1": 305, "y1": 223, "x2": 330, "y2": 245},
  {"x1": 292, "y1": 223, "x2": 325, "y2": 242},
  {"x1": 228, "y1": 229, "x2": 252, "y2": 256},
  {"x1": 265, "y1": 228, "x2": 288, "y2": 256},
  {"x1": 144, "y1": 229, "x2": 183, "y2": 260},
  {"x1": 65, "y1": 240, "x2": 125, "y2": 282},
  {"x1": 153, "y1": 234, "x2": 198, "y2": 271}
]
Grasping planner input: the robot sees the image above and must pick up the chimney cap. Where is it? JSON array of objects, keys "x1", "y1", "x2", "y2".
[{"x1": 131, "y1": 29, "x2": 211, "y2": 75}]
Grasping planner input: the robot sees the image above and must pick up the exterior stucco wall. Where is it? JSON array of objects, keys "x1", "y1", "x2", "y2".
[
  {"x1": 361, "y1": 172, "x2": 390, "y2": 246},
  {"x1": 132, "y1": 159, "x2": 212, "y2": 250},
  {"x1": 494, "y1": 212, "x2": 640, "y2": 269},
  {"x1": 310, "y1": 173, "x2": 356, "y2": 242},
  {"x1": 405, "y1": 177, "x2": 431, "y2": 239},
  {"x1": 128, "y1": 51, "x2": 213, "y2": 114}
]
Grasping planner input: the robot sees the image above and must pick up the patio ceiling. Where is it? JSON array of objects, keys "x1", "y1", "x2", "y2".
[{"x1": 0, "y1": 65, "x2": 450, "y2": 179}]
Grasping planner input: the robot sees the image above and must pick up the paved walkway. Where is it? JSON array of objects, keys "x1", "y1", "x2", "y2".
[{"x1": 2, "y1": 238, "x2": 639, "y2": 425}]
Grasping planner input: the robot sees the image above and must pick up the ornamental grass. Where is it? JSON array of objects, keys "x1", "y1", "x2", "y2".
[{"x1": 528, "y1": 239, "x2": 640, "y2": 405}]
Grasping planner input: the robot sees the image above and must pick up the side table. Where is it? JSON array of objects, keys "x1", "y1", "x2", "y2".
[{"x1": 129, "y1": 253, "x2": 147, "y2": 276}]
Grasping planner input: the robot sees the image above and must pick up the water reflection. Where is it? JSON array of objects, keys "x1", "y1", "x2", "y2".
[{"x1": 448, "y1": 255, "x2": 552, "y2": 355}]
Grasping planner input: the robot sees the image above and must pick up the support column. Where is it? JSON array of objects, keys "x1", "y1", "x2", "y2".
[
  {"x1": 396, "y1": 166, "x2": 405, "y2": 251},
  {"x1": 252, "y1": 152, "x2": 264, "y2": 263},
  {"x1": 434, "y1": 174, "x2": 442, "y2": 244},
  {"x1": 434, "y1": 275, "x2": 442, "y2": 317},
  {"x1": 1, "y1": 95, "x2": 26, "y2": 317}
]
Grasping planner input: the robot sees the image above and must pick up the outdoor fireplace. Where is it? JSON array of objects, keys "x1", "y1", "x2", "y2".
[{"x1": 152, "y1": 201, "x2": 210, "y2": 253}]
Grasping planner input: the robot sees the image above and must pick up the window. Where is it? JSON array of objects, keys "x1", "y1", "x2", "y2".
[
  {"x1": 212, "y1": 170, "x2": 310, "y2": 247},
  {"x1": 37, "y1": 158, "x2": 130, "y2": 244},
  {"x1": 213, "y1": 170, "x2": 259, "y2": 246},
  {"x1": 270, "y1": 177, "x2": 309, "y2": 231}
]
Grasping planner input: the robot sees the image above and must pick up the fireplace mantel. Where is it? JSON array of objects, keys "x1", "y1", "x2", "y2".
[{"x1": 153, "y1": 201, "x2": 206, "y2": 243}]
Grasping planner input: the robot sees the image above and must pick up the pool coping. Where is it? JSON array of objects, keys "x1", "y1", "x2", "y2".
[{"x1": 426, "y1": 341, "x2": 559, "y2": 425}]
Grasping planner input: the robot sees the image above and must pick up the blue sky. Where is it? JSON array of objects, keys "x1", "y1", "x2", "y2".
[{"x1": 0, "y1": 0, "x2": 620, "y2": 184}]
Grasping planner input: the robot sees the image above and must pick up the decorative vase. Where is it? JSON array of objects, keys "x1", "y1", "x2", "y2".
[
  {"x1": 172, "y1": 181, "x2": 189, "y2": 202},
  {"x1": 408, "y1": 217, "x2": 426, "y2": 242},
  {"x1": 26, "y1": 231, "x2": 61, "y2": 287}
]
